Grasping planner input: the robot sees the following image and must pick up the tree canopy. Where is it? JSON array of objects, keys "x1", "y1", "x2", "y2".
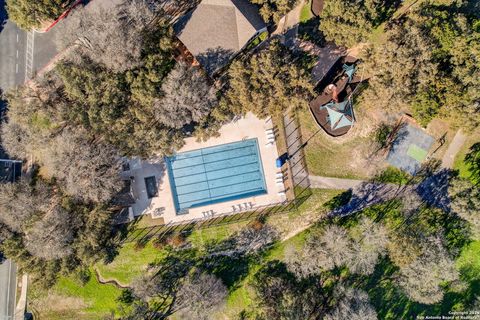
[
  {"x1": 362, "y1": 1, "x2": 480, "y2": 129},
  {"x1": 319, "y1": 0, "x2": 391, "y2": 47},
  {"x1": 224, "y1": 41, "x2": 313, "y2": 118},
  {"x1": 6, "y1": 0, "x2": 64, "y2": 30},
  {"x1": 250, "y1": 0, "x2": 299, "y2": 24},
  {"x1": 56, "y1": 0, "x2": 156, "y2": 72}
]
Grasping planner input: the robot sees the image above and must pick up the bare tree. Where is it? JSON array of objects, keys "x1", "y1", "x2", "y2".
[
  {"x1": 253, "y1": 260, "x2": 330, "y2": 320},
  {"x1": 42, "y1": 129, "x2": 122, "y2": 203},
  {"x1": 24, "y1": 204, "x2": 80, "y2": 260},
  {"x1": 232, "y1": 224, "x2": 278, "y2": 254},
  {"x1": 348, "y1": 218, "x2": 389, "y2": 275},
  {"x1": 155, "y1": 63, "x2": 217, "y2": 129},
  {"x1": 175, "y1": 272, "x2": 228, "y2": 320},
  {"x1": 400, "y1": 189, "x2": 423, "y2": 218},
  {"x1": 287, "y1": 220, "x2": 388, "y2": 277},
  {"x1": 0, "y1": 179, "x2": 50, "y2": 232},
  {"x1": 57, "y1": 0, "x2": 155, "y2": 71},
  {"x1": 286, "y1": 225, "x2": 355, "y2": 277},
  {"x1": 396, "y1": 237, "x2": 460, "y2": 304},
  {"x1": 326, "y1": 285, "x2": 377, "y2": 320}
]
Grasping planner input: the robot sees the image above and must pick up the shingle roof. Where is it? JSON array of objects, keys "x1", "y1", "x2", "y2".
[{"x1": 174, "y1": 0, "x2": 266, "y2": 75}]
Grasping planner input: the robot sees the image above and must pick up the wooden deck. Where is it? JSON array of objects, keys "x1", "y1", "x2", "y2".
[{"x1": 308, "y1": 56, "x2": 364, "y2": 137}]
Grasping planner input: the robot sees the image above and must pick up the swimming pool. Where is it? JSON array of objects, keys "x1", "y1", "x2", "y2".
[{"x1": 166, "y1": 138, "x2": 267, "y2": 214}]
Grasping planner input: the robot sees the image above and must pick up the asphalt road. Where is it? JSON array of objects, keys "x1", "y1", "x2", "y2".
[
  {"x1": 0, "y1": 0, "x2": 26, "y2": 91},
  {"x1": 0, "y1": 0, "x2": 59, "y2": 92},
  {"x1": 0, "y1": 259, "x2": 16, "y2": 320}
]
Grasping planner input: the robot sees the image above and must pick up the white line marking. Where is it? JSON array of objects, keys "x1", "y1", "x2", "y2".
[
  {"x1": 16, "y1": 50, "x2": 18, "y2": 59},
  {"x1": 16, "y1": 64, "x2": 18, "y2": 74},
  {"x1": 16, "y1": 33, "x2": 18, "y2": 43}
]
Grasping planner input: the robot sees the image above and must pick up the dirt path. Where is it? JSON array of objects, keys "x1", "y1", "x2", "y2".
[
  {"x1": 309, "y1": 175, "x2": 365, "y2": 189},
  {"x1": 441, "y1": 129, "x2": 467, "y2": 169},
  {"x1": 94, "y1": 267, "x2": 129, "y2": 289}
]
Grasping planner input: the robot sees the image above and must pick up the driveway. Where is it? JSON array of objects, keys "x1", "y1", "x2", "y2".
[{"x1": 0, "y1": 259, "x2": 16, "y2": 320}]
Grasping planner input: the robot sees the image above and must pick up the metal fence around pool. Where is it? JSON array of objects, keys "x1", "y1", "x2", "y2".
[{"x1": 118, "y1": 113, "x2": 312, "y2": 245}]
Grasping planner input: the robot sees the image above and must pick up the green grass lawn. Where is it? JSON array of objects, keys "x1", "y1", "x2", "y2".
[
  {"x1": 300, "y1": 0, "x2": 313, "y2": 23},
  {"x1": 188, "y1": 221, "x2": 249, "y2": 248},
  {"x1": 453, "y1": 129, "x2": 480, "y2": 183},
  {"x1": 298, "y1": 109, "x2": 372, "y2": 179},
  {"x1": 32, "y1": 268, "x2": 122, "y2": 320},
  {"x1": 97, "y1": 221, "x2": 248, "y2": 286},
  {"x1": 55, "y1": 272, "x2": 121, "y2": 316},
  {"x1": 96, "y1": 241, "x2": 166, "y2": 286}
]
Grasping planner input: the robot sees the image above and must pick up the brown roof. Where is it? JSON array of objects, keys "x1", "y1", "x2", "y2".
[
  {"x1": 173, "y1": 0, "x2": 266, "y2": 75},
  {"x1": 311, "y1": 0, "x2": 324, "y2": 16}
]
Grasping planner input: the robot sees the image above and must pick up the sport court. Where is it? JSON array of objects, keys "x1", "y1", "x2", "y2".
[{"x1": 387, "y1": 124, "x2": 434, "y2": 175}]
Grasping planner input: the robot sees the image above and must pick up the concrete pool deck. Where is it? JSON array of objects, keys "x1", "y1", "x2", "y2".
[{"x1": 126, "y1": 112, "x2": 286, "y2": 224}]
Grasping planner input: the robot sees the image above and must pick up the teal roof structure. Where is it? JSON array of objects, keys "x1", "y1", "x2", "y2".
[
  {"x1": 343, "y1": 64, "x2": 356, "y2": 81},
  {"x1": 334, "y1": 114, "x2": 354, "y2": 129},
  {"x1": 327, "y1": 107, "x2": 343, "y2": 126}
]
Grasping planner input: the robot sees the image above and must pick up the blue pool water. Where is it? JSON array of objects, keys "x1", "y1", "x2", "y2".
[{"x1": 166, "y1": 139, "x2": 267, "y2": 214}]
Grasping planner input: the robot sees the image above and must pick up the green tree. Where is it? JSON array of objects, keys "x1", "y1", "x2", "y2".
[
  {"x1": 449, "y1": 178, "x2": 480, "y2": 239},
  {"x1": 362, "y1": 2, "x2": 480, "y2": 129},
  {"x1": 225, "y1": 41, "x2": 313, "y2": 118},
  {"x1": 319, "y1": 0, "x2": 384, "y2": 47},
  {"x1": 250, "y1": 0, "x2": 299, "y2": 24},
  {"x1": 464, "y1": 143, "x2": 480, "y2": 182},
  {"x1": 6, "y1": 0, "x2": 64, "y2": 30},
  {"x1": 253, "y1": 260, "x2": 331, "y2": 319}
]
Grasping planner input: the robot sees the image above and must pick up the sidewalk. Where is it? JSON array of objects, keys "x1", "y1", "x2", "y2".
[
  {"x1": 14, "y1": 274, "x2": 27, "y2": 320},
  {"x1": 441, "y1": 129, "x2": 466, "y2": 169}
]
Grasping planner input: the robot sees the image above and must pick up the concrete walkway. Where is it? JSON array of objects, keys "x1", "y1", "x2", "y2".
[
  {"x1": 441, "y1": 129, "x2": 467, "y2": 169},
  {"x1": 273, "y1": 0, "x2": 303, "y2": 36},
  {"x1": 309, "y1": 175, "x2": 365, "y2": 189},
  {"x1": 14, "y1": 274, "x2": 27, "y2": 320}
]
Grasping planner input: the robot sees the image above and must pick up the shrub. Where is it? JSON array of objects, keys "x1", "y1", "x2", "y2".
[
  {"x1": 374, "y1": 167, "x2": 411, "y2": 185},
  {"x1": 75, "y1": 267, "x2": 91, "y2": 286},
  {"x1": 166, "y1": 234, "x2": 186, "y2": 248},
  {"x1": 117, "y1": 288, "x2": 135, "y2": 304},
  {"x1": 133, "y1": 240, "x2": 146, "y2": 251}
]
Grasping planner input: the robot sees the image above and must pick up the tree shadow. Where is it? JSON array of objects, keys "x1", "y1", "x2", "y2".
[
  {"x1": 330, "y1": 182, "x2": 400, "y2": 217},
  {"x1": 298, "y1": 18, "x2": 326, "y2": 47},
  {"x1": 324, "y1": 189, "x2": 352, "y2": 211},
  {"x1": 196, "y1": 47, "x2": 235, "y2": 77},
  {"x1": 199, "y1": 254, "x2": 253, "y2": 289},
  {"x1": 0, "y1": 0, "x2": 7, "y2": 34},
  {"x1": 374, "y1": 0, "x2": 403, "y2": 27},
  {"x1": 416, "y1": 168, "x2": 452, "y2": 212}
]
